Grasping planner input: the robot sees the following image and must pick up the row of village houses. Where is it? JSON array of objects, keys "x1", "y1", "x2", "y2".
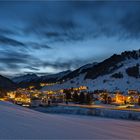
[{"x1": 4, "y1": 85, "x2": 140, "y2": 107}]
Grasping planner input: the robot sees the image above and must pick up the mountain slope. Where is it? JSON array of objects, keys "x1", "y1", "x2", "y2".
[
  {"x1": 11, "y1": 70, "x2": 71, "y2": 89},
  {"x1": 42, "y1": 49, "x2": 140, "y2": 92},
  {"x1": 0, "y1": 75, "x2": 16, "y2": 90},
  {"x1": 12, "y1": 74, "x2": 38, "y2": 83},
  {"x1": 40, "y1": 70, "x2": 71, "y2": 82},
  {"x1": 85, "y1": 50, "x2": 140, "y2": 79},
  {"x1": 59, "y1": 62, "x2": 97, "y2": 81},
  {"x1": 0, "y1": 75, "x2": 16, "y2": 97}
]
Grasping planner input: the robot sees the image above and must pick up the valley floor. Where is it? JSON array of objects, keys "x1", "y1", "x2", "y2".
[{"x1": 0, "y1": 101, "x2": 140, "y2": 139}]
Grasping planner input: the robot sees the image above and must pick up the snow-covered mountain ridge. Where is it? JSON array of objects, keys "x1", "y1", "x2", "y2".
[
  {"x1": 42, "y1": 49, "x2": 140, "y2": 92},
  {"x1": 12, "y1": 74, "x2": 38, "y2": 83},
  {"x1": 12, "y1": 70, "x2": 71, "y2": 84}
]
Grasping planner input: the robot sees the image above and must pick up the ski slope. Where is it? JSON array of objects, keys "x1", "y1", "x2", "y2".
[{"x1": 0, "y1": 101, "x2": 140, "y2": 139}]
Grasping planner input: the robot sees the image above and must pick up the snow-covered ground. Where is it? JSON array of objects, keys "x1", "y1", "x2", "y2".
[{"x1": 1, "y1": 101, "x2": 140, "y2": 139}]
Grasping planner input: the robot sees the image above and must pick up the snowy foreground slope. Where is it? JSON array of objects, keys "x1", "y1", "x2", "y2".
[{"x1": 1, "y1": 101, "x2": 140, "y2": 139}]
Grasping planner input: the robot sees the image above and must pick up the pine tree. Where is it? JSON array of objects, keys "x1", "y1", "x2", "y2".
[
  {"x1": 107, "y1": 96, "x2": 112, "y2": 104},
  {"x1": 64, "y1": 89, "x2": 71, "y2": 101},
  {"x1": 72, "y1": 91, "x2": 79, "y2": 103},
  {"x1": 79, "y1": 92, "x2": 85, "y2": 104},
  {"x1": 102, "y1": 93, "x2": 108, "y2": 104},
  {"x1": 138, "y1": 96, "x2": 140, "y2": 106},
  {"x1": 86, "y1": 93, "x2": 93, "y2": 105},
  {"x1": 0, "y1": 90, "x2": 6, "y2": 98}
]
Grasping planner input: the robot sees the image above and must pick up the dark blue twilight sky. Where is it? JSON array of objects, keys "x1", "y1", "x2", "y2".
[{"x1": 0, "y1": 1, "x2": 140, "y2": 77}]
